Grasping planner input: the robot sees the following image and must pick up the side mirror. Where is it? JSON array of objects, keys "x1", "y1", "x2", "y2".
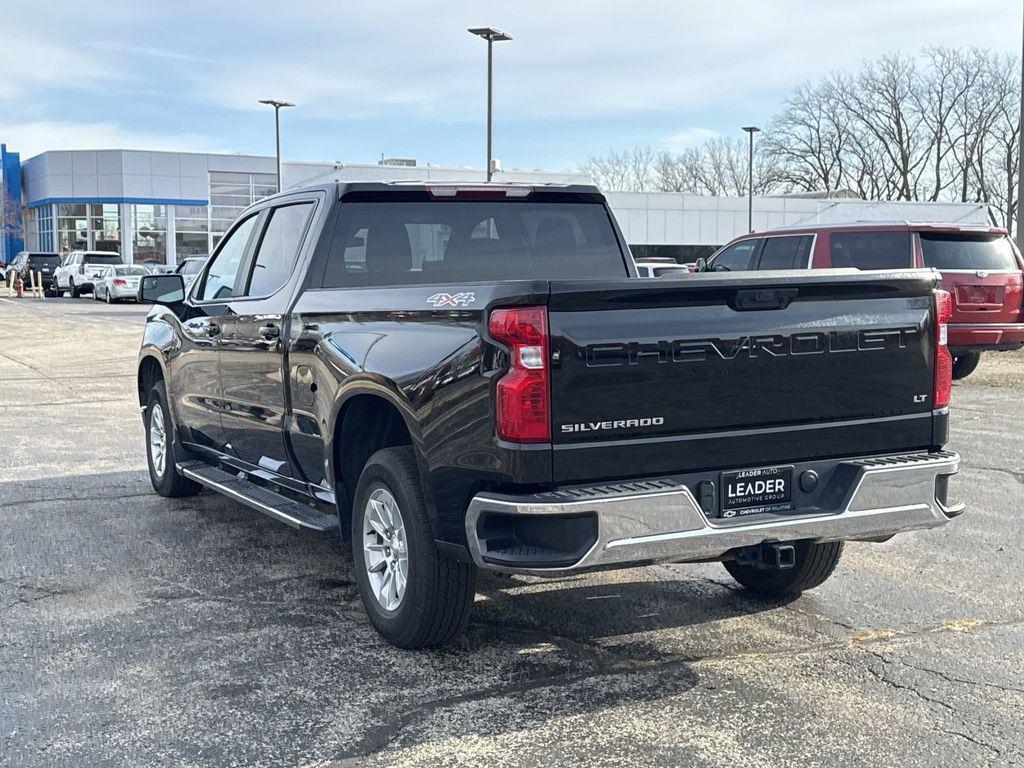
[
  {"x1": 695, "y1": 257, "x2": 709, "y2": 273},
  {"x1": 138, "y1": 273, "x2": 186, "y2": 304}
]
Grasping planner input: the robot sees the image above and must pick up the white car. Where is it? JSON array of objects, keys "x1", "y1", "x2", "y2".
[
  {"x1": 92, "y1": 265, "x2": 151, "y2": 303},
  {"x1": 634, "y1": 260, "x2": 691, "y2": 278},
  {"x1": 54, "y1": 251, "x2": 124, "y2": 297}
]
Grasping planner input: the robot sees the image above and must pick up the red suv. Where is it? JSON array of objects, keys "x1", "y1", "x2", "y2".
[{"x1": 705, "y1": 222, "x2": 1024, "y2": 379}]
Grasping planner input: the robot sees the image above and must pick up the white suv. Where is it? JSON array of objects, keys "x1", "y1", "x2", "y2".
[{"x1": 54, "y1": 251, "x2": 124, "y2": 297}]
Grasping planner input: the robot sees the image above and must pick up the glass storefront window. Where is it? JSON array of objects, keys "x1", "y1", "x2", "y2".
[
  {"x1": 174, "y1": 204, "x2": 209, "y2": 262},
  {"x1": 132, "y1": 204, "x2": 167, "y2": 264},
  {"x1": 56, "y1": 202, "x2": 120, "y2": 253},
  {"x1": 208, "y1": 171, "x2": 279, "y2": 248}
]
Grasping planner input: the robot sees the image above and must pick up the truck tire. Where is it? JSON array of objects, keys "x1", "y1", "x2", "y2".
[
  {"x1": 952, "y1": 352, "x2": 981, "y2": 380},
  {"x1": 145, "y1": 381, "x2": 201, "y2": 498},
  {"x1": 724, "y1": 540, "x2": 843, "y2": 595},
  {"x1": 352, "y1": 446, "x2": 476, "y2": 649}
]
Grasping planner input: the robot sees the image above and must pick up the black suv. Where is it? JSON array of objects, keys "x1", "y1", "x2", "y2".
[{"x1": 5, "y1": 251, "x2": 61, "y2": 295}]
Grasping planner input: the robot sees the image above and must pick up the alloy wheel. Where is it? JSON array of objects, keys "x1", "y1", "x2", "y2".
[
  {"x1": 362, "y1": 487, "x2": 409, "y2": 611},
  {"x1": 149, "y1": 403, "x2": 167, "y2": 478}
]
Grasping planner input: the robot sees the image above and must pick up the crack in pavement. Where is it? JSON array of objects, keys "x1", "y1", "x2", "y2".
[{"x1": 321, "y1": 610, "x2": 1024, "y2": 764}]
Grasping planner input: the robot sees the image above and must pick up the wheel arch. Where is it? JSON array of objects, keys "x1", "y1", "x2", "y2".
[
  {"x1": 137, "y1": 353, "x2": 166, "y2": 408},
  {"x1": 328, "y1": 385, "x2": 435, "y2": 538}
]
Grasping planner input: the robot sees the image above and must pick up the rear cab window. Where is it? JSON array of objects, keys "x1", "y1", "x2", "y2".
[
  {"x1": 829, "y1": 231, "x2": 912, "y2": 270},
  {"x1": 920, "y1": 233, "x2": 1020, "y2": 271},
  {"x1": 319, "y1": 195, "x2": 627, "y2": 287}
]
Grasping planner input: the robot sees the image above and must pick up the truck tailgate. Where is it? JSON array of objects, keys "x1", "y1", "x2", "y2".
[{"x1": 547, "y1": 270, "x2": 939, "y2": 483}]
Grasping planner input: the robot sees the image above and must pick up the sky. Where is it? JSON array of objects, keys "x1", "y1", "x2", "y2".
[{"x1": 0, "y1": 0, "x2": 1020, "y2": 171}]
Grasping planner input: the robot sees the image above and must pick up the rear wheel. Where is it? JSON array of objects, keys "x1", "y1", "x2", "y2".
[
  {"x1": 105, "y1": 289, "x2": 113, "y2": 304},
  {"x1": 724, "y1": 540, "x2": 843, "y2": 595},
  {"x1": 69, "y1": 280, "x2": 79, "y2": 298},
  {"x1": 145, "y1": 381, "x2": 201, "y2": 497},
  {"x1": 952, "y1": 352, "x2": 981, "y2": 380},
  {"x1": 352, "y1": 446, "x2": 476, "y2": 648}
]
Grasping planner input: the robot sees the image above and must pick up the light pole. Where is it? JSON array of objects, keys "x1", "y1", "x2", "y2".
[
  {"x1": 258, "y1": 99, "x2": 294, "y2": 192},
  {"x1": 1016, "y1": 8, "x2": 1024, "y2": 246},
  {"x1": 468, "y1": 27, "x2": 512, "y2": 181},
  {"x1": 742, "y1": 125, "x2": 760, "y2": 233}
]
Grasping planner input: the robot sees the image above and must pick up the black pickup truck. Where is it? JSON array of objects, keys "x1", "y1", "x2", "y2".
[{"x1": 137, "y1": 182, "x2": 963, "y2": 648}]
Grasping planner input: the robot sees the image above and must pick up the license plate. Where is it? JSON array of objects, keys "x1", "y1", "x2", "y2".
[{"x1": 720, "y1": 465, "x2": 794, "y2": 518}]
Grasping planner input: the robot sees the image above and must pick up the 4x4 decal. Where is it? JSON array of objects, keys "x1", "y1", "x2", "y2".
[{"x1": 426, "y1": 292, "x2": 476, "y2": 308}]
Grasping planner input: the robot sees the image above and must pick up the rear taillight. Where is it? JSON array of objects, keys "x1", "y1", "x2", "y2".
[
  {"x1": 934, "y1": 289, "x2": 952, "y2": 408},
  {"x1": 488, "y1": 306, "x2": 550, "y2": 442},
  {"x1": 113, "y1": 278, "x2": 126, "y2": 286}
]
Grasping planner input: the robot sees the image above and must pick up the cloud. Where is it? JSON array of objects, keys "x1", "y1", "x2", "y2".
[
  {"x1": 0, "y1": 32, "x2": 120, "y2": 99},
  {"x1": 663, "y1": 128, "x2": 720, "y2": 152},
  {"x1": 0, "y1": 120, "x2": 226, "y2": 159}
]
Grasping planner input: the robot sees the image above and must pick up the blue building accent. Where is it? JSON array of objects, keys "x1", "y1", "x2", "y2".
[{"x1": 1, "y1": 143, "x2": 24, "y2": 262}]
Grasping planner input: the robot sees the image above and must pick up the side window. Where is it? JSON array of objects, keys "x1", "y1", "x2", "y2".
[
  {"x1": 711, "y1": 239, "x2": 760, "y2": 271},
  {"x1": 198, "y1": 214, "x2": 259, "y2": 301},
  {"x1": 245, "y1": 202, "x2": 315, "y2": 297},
  {"x1": 830, "y1": 232, "x2": 912, "y2": 270},
  {"x1": 757, "y1": 235, "x2": 813, "y2": 270}
]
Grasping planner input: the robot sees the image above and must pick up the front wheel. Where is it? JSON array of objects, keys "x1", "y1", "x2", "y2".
[
  {"x1": 952, "y1": 352, "x2": 981, "y2": 380},
  {"x1": 724, "y1": 540, "x2": 843, "y2": 595},
  {"x1": 352, "y1": 447, "x2": 476, "y2": 649},
  {"x1": 145, "y1": 381, "x2": 201, "y2": 497}
]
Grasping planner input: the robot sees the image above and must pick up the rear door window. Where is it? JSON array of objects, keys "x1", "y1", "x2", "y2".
[
  {"x1": 244, "y1": 202, "x2": 315, "y2": 296},
  {"x1": 829, "y1": 232, "x2": 912, "y2": 269},
  {"x1": 756, "y1": 235, "x2": 812, "y2": 270},
  {"x1": 920, "y1": 233, "x2": 1019, "y2": 271},
  {"x1": 710, "y1": 239, "x2": 760, "y2": 271}
]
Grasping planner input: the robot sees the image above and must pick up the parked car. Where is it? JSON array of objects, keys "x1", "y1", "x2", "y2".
[
  {"x1": 136, "y1": 182, "x2": 961, "y2": 649},
  {"x1": 54, "y1": 251, "x2": 124, "y2": 297},
  {"x1": 4, "y1": 251, "x2": 61, "y2": 294},
  {"x1": 702, "y1": 222, "x2": 1024, "y2": 379},
  {"x1": 634, "y1": 260, "x2": 691, "y2": 277},
  {"x1": 93, "y1": 265, "x2": 151, "y2": 303},
  {"x1": 175, "y1": 255, "x2": 208, "y2": 289}
]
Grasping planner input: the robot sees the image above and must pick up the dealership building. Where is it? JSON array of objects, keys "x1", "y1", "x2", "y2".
[{"x1": 0, "y1": 143, "x2": 993, "y2": 267}]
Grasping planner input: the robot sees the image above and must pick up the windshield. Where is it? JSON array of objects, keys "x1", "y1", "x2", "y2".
[
  {"x1": 180, "y1": 259, "x2": 205, "y2": 275},
  {"x1": 83, "y1": 254, "x2": 123, "y2": 265},
  {"x1": 115, "y1": 266, "x2": 149, "y2": 276},
  {"x1": 321, "y1": 200, "x2": 627, "y2": 287},
  {"x1": 920, "y1": 233, "x2": 1019, "y2": 271}
]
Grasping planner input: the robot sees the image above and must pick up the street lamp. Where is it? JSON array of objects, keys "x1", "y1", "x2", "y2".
[
  {"x1": 742, "y1": 125, "x2": 761, "y2": 233},
  {"x1": 468, "y1": 27, "x2": 512, "y2": 181},
  {"x1": 258, "y1": 99, "x2": 295, "y2": 192}
]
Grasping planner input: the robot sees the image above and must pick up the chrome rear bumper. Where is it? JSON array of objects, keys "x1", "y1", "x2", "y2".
[{"x1": 465, "y1": 451, "x2": 963, "y2": 576}]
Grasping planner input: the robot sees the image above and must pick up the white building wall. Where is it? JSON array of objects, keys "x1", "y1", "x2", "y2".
[{"x1": 604, "y1": 192, "x2": 993, "y2": 247}]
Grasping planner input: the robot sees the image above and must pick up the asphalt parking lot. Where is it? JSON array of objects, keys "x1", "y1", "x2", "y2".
[{"x1": 1, "y1": 294, "x2": 1022, "y2": 768}]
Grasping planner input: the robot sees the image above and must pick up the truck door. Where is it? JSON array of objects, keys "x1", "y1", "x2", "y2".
[
  {"x1": 172, "y1": 212, "x2": 262, "y2": 451},
  {"x1": 217, "y1": 200, "x2": 317, "y2": 482}
]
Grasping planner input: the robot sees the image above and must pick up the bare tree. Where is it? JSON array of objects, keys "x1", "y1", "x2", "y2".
[{"x1": 580, "y1": 46, "x2": 1022, "y2": 233}]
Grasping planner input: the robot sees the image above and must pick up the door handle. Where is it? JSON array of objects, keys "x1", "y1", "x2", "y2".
[
  {"x1": 185, "y1": 319, "x2": 220, "y2": 337},
  {"x1": 259, "y1": 324, "x2": 280, "y2": 340}
]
